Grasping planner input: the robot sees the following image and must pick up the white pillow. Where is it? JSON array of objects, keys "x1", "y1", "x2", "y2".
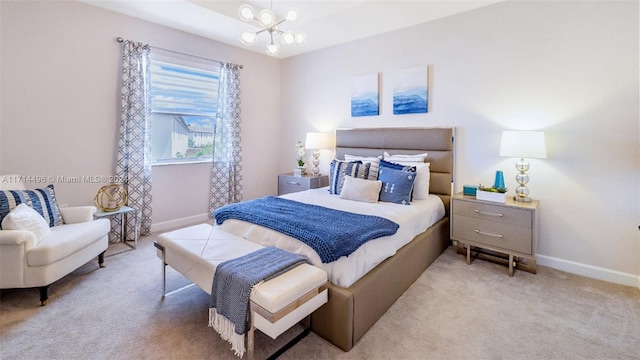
[
  {"x1": 383, "y1": 151, "x2": 428, "y2": 163},
  {"x1": 1, "y1": 203, "x2": 51, "y2": 243},
  {"x1": 344, "y1": 154, "x2": 381, "y2": 180},
  {"x1": 338, "y1": 176, "x2": 382, "y2": 203},
  {"x1": 387, "y1": 161, "x2": 430, "y2": 200}
]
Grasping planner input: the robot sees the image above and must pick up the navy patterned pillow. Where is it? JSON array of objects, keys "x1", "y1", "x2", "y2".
[
  {"x1": 0, "y1": 184, "x2": 64, "y2": 228},
  {"x1": 328, "y1": 160, "x2": 372, "y2": 195},
  {"x1": 378, "y1": 166, "x2": 417, "y2": 205},
  {"x1": 344, "y1": 155, "x2": 381, "y2": 180}
]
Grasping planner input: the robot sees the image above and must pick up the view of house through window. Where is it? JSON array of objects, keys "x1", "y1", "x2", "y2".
[{"x1": 149, "y1": 55, "x2": 221, "y2": 164}]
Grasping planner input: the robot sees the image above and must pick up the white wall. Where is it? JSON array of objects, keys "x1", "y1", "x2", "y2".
[
  {"x1": 279, "y1": 1, "x2": 640, "y2": 286},
  {"x1": 0, "y1": 1, "x2": 282, "y2": 228},
  {"x1": 1, "y1": 0, "x2": 638, "y2": 287}
]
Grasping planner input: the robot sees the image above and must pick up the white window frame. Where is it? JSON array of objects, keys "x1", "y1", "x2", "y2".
[{"x1": 148, "y1": 53, "x2": 221, "y2": 165}]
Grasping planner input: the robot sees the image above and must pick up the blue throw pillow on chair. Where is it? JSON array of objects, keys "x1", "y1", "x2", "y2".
[
  {"x1": 378, "y1": 166, "x2": 416, "y2": 205},
  {"x1": 0, "y1": 184, "x2": 63, "y2": 228}
]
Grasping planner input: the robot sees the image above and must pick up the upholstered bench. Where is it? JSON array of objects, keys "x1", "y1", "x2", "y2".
[{"x1": 155, "y1": 224, "x2": 327, "y2": 359}]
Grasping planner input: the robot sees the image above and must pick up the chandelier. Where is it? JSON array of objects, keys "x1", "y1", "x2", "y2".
[{"x1": 238, "y1": 1, "x2": 305, "y2": 56}]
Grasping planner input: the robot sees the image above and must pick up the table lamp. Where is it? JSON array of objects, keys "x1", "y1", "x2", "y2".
[
  {"x1": 499, "y1": 130, "x2": 547, "y2": 202},
  {"x1": 305, "y1": 132, "x2": 332, "y2": 177}
]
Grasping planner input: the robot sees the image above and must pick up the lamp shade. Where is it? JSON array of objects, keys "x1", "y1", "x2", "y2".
[
  {"x1": 499, "y1": 131, "x2": 547, "y2": 159},
  {"x1": 305, "y1": 132, "x2": 332, "y2": 150}
]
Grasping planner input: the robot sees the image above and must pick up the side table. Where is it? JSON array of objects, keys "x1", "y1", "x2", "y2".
[
  {"x1": 450, "y1": 193, "x2": 538, "y2": 276},
  {"x1": 94, "y1": 205, "x2": 139, "y2": 249}
]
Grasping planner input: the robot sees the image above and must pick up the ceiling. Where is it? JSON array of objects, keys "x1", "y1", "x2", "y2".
[{"x1": 81, "y1": 0, "x2": 503, "y2": 58}]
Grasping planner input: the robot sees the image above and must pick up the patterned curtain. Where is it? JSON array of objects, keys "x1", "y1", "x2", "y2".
[
  {"x1": 209, "y1": 63, "x2": 243, "y2": 215},
  {"x1": 115, "y1": 40, "x2": 153, "y2": 240}
]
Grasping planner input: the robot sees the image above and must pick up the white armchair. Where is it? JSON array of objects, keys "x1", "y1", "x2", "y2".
[{"x1": 0, "y1": 176, "x2": 110, "y2": 305}]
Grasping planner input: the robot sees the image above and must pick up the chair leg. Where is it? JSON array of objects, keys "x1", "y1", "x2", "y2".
[
  {"x1": 98, "y1": 251, "x2": 106, "y2": 268},
  {"x1": 39, "y1": 285, "x2": 50, "y2": 306}
]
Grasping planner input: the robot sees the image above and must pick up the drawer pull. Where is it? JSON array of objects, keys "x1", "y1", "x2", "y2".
[
  {"x1": 475, "y1": 209, "x2": 504, "y2": 217},
  {"x1": 474, "y1": 229, "x2": 504, "y2": 238},
  {"x1": 286, "y1": 181, "x2": 301, "y2": 185}
]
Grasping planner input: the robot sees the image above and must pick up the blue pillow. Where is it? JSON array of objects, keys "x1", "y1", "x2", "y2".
[
  {"x1": 378, "y1": 166, "x2": 417, "y2": 205},
  {"x1": 328, "y1": 160, "x2": 371, "y2": 195},
  {"x1": 379, "y1": 158, "x2": 416, "y2": 172},
  {"x1": 0, "y1": 184, "x2": 63, "y2": 228},
  {"x1": 380, "y1": 159, "x2": 417, "y2": 200}
]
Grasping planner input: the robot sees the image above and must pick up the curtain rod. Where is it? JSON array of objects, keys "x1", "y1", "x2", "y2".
[{"x1": 116, "y1": 37, "x2": 243, "y2": 69}]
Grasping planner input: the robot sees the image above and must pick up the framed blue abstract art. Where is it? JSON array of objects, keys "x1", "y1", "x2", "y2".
[
  {"x1": 351, "y1": 73, "x2": 379, "y2": 117},
  {"x1": 393, "y1": 65, "x2": 428, "y2": 114}
]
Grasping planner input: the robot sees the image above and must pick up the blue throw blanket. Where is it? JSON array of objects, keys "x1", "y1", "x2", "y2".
[
  {"x1": 214, "y1": 196, "x2": 400, "y2": 263},
  {"x1": 209, "y1": 246, "x2": 308, "y2": 357}
]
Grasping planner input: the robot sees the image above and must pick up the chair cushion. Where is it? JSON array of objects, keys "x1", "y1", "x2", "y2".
[
  {"x1": 27, "y1": 219, "x2": 110, "y2": 267},
  {"x1": 0, "y1": 184, "x2": 63, "y2": 228},
  {"x1": 1, "y1": 203, "x2": 51, "y2": 243}
]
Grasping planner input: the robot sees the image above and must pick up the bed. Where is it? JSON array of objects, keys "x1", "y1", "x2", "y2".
[{"x1": 218, "y1": 127, "x2": 455, "y2": 351}]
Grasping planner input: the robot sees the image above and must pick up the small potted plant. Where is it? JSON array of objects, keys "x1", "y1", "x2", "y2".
[
  {"x1": 476, "y1": 184, "x2": 508, "y2": 203},
  {"x1": 294, "y1": 141, "x2": 306, "y2": 177}
]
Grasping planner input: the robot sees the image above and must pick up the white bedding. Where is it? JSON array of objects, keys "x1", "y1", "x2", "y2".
[{"x1": 217, "y1": 187, "x2": 445, "y2": 288}]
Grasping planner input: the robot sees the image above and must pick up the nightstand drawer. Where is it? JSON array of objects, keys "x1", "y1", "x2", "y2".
[
  {"x1": 452, "y1": 215, "x2": 532, "y2": 255},
  {"x1": 277, "y1": 173, "x2": 329, "y2": 195},
  {"x1": 278, "y1": 177, "x2": 310, "y2": 194},
  {"x1": 453, "y1": 200, "x2": 531, "y2": 228}
]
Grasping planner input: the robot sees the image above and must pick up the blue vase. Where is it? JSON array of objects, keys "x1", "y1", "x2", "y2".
[{"x1": 494, "y1": 170, "x2": 505, "y2": 189}]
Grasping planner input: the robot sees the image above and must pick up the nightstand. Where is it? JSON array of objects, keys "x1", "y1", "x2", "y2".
[
  {"x1": 451, "y1": 193, "x2": 538, "y2": 276},
  {"x1": 278, "y1": 173, "x2": 329, "y2": 195}
]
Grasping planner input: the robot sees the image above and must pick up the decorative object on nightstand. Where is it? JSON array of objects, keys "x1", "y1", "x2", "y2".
[
  {"x1": 294, "y1": 140, "x2": 306, "y2": 177},
  {"x1": 278, "y1": 173, "x2": 329, "y2": 195},
  {"x1": 93, "y1": 184, "x2": 127, "y2": 212},
  {"x1": 305, "y1": 132, "x2": 332, "y2": 177},
  {"x1": 475, "y1": 186, "x2": 507, "y2": 203},
  {"x1": 463, "y1": 184, "x2": 479, "y2": 196},
  {"x1": 499, "y1": 130, "x2": 547, "y2": 203},
  {"x1": 476, "y1": 171, "x2": 508, "y2": 202},
  {"x1": 451, "y1": 193, "x2": 539, "y2": 276},
  {"x1": 494, "y1": 170, "x2": 505, "y2": 189}
]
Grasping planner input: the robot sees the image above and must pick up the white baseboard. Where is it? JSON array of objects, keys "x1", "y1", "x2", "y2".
[
  {"x1": 537, "y1": 254, "x2": 640, "y2": 289},
  {"x1": 150, "y1": 213, "x2": 211, "y2": 233}
]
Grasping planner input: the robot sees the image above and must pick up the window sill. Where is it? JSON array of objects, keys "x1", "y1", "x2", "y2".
[{"x1": 151, "y1": 159, "x2": 211, "y2": 167}]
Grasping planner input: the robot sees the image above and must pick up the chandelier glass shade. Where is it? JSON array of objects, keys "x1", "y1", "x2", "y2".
[{"x1": 238, "y1": 2, "x2": 305, "y2": 56}]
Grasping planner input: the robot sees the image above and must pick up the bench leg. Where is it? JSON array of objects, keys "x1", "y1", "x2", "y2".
[
  {"x1": 247, "y1": 314, "x2": 311, "y2": 360},
  {"x1": 265, "y1": 318, "x2": 310, "y2": 360},
  {"x1": 153, "y1": 241, "x2": 195, "y2": 298},
  {"x1": 153, "y1": 242, "x2": 167, "y2": 297},
  {"x1": 248, "y1": 322, "x2": 255, "y2": 360}
]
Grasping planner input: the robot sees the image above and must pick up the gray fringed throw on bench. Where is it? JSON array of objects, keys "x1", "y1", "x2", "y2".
[
  {"x1": 208, "y1": 246, "x2": 309, "y2": 358},
  {"x1": 214, "y1": 196, "x2": 399, "y2": 263}
]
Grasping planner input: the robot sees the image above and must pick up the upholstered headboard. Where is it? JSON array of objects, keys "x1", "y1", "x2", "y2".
[{"x1": 334, "y1": 127, "x2": 455, "y2": 214}]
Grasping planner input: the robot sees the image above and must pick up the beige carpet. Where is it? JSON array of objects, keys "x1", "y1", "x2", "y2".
[{"x1": 1, "y1": 230, "x2": 639, "y2": 360}]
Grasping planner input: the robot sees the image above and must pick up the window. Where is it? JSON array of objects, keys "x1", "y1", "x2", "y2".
[{"x1": 149, "y1": 54, "x2": 221, "y2": 164}]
